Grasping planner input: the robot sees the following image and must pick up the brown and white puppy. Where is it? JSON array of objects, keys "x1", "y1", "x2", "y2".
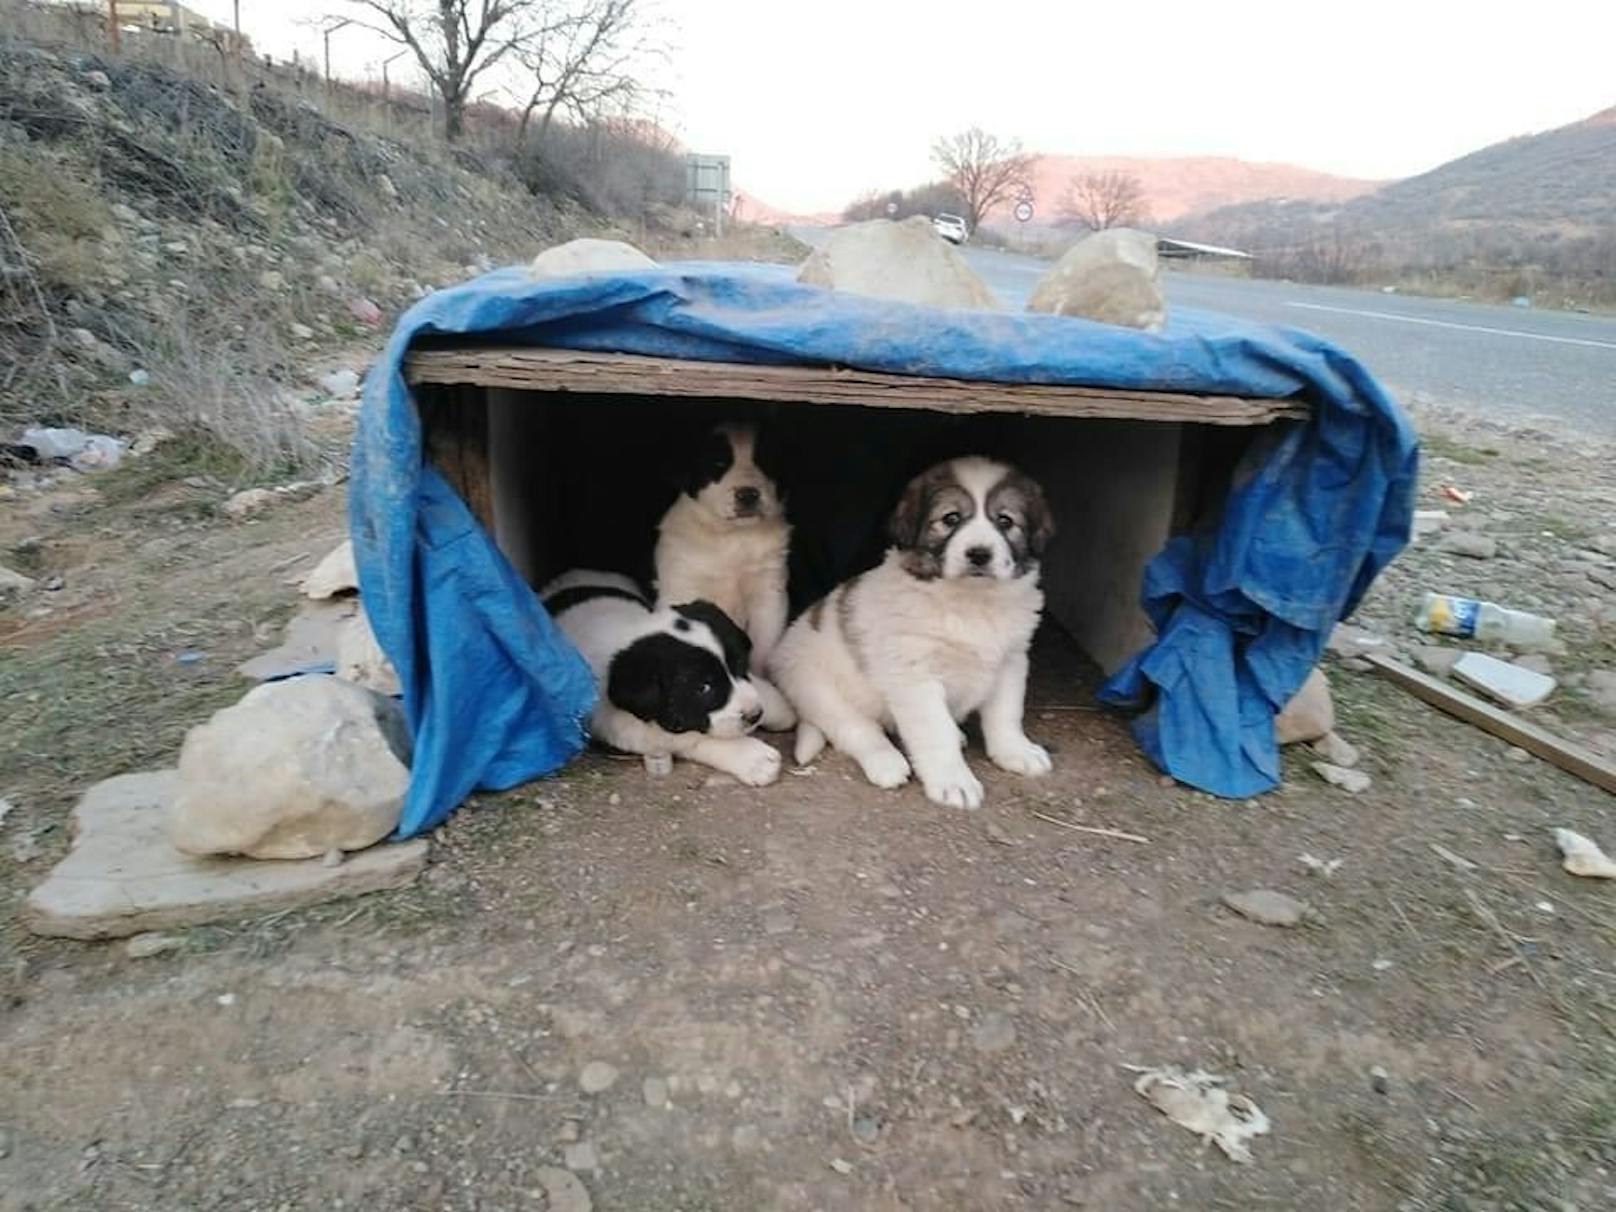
[
  {"x1": 768, "y1": 457, "x2": 1054, "y2": 809},
  {"x1": 654, "y1": 422, "x2": 795, "y2": 730}
]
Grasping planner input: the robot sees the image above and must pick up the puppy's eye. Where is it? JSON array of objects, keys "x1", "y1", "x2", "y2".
[
  {"x1": 996, "y1": 513, "x2": 1017, "y2": 532},
  {"x1": 699, "y1": 681, "x2": 714, "y2": 697},
  {"x1": 941, "y1": 511, "x2": 962, "y2": 528}
]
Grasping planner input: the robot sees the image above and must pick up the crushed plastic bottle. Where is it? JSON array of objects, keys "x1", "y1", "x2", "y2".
[{"x1": 1415, "y1": 592, "x2": 1556, "y2": 647}]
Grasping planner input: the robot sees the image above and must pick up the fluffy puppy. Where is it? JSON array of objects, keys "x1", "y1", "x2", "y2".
[
  {"x1": 769, "y1": 457, "x2": 1054, "y2": 809},
  {"x1": 543, "y1": 570, "x2": 782, "y2": 786},
  {"x1": 654, "y1": 422, "x2": 795, "y2": 729}
]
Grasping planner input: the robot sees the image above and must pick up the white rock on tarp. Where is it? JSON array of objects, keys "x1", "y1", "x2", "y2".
[
  {"x1": 796, "y1": 217, "x2": 999, "y2": 311},
  {"x1": 24, "y1": 770, "x2": 427, "y2": 939},
  {"x1": 169, "y1": 676, "x2": 410, "y2": 860},
  {"x1": 1275, "y1": 668, "x2": 1334, "y2": 745},
  {"x1": 336, "y1": 606, "x2": 401, "y2": 696},
  {"x1": 1026, "y1": 227, "x2": 1166, "y2": 332},
  {"x1": 302, "y1": 539, "x2": 357, "y2": 599},
  {"x1": 529, "y1": 238, "x2": 657, "y2": 280},
  {"x1": 1452, "y1": 652, "x2": 1555, "y2": 709}
]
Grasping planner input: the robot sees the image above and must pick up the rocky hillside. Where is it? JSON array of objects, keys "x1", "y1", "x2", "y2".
[
  {"x1": 0, "y1": 35, "x2": 592, "y2": 467},
  {"x1": 1010, "y1": 153, "x2": 1377, "y2": 224},
  {"x1": 1176, "y1": 104, "x2": 1616, "y2": 303}
]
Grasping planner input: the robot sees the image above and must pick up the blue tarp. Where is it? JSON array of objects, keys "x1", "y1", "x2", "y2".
[{"x1": 350, "y1": 262, "x2": 1417, "y2": 837}]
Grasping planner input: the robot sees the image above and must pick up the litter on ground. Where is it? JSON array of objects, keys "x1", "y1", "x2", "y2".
[{"x1": 1128, "y1": 1064, "x2": 1271, "y2": 1164}]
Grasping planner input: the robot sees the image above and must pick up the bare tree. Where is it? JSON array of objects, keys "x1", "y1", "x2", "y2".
[
  {"x1": 347, "y1": 0, "x2": 536, "y2": 140},
  {"x1": 1060, "y1": 171, "x2": 1149, "y2": 231},
  {"x1": 513, "y1": 0, "x2": 655, "y2": 150},
  {"x1": 930, "y1": 128, "x2": 1033, "y2": 233}
]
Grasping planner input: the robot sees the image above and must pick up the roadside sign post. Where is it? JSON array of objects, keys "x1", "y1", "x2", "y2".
[
  {"x1": 1014, "y1": 199, "x2": 1034, "y2": 249},
  {"x1": 685, "y1": 154, "x2": 731, "y2": 240}
]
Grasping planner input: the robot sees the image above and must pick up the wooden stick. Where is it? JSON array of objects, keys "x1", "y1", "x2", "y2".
[
  {"x1": 1366, "y1": 654, "x2": 1616, "y2": 796},
  {"x1": 1463, "y1": 888, "x2": 1545, "y2": 991},
  {"x1": 405, "y1": 347, "x2": 1309, "y2": 428},
  {"x1": 1029, "y1": 811, "x2": 1150, "y2": 844}
]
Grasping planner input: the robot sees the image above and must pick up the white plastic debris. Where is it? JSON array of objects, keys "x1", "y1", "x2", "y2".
[
  {"x1": 1129, "y1": 1065, "x2": 1270, "y2": 1164},
  {"x1": 1555, "y1": 829, "x2": 1616, "y2": 879},
  {"x1": 1298, "y1": 853, "x2": 1343, "y2": 877}
]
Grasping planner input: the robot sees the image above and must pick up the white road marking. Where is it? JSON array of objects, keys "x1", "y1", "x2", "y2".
[{"x1": 1286, "y1": 302, "x2": 1616, "y2": 351}]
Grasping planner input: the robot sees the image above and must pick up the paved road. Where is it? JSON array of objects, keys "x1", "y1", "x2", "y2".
[{"x1": 791, "y1": 227, "x2": 1616, "y2": 436}]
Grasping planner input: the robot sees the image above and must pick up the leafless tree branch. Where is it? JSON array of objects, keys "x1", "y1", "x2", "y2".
[{"x1": 930, "y1": 127, "x2": 1034, "y2": 233}]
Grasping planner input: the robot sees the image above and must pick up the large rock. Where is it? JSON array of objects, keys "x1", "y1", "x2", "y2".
[
  {"x1": 301, "y1": 539, "x2": 357, "y2": 599},
  {"x1": 1026, "y1": 228, "x2": 1166, "y2": 331},
  {"x1": 1275, "y1": 667, "x2": 1334, "y2": 745},
  {"x1": 336, "y1": 606, "x2": 401, "y2": 697},
  {"x1": 529, "y1": 238, "x2": 656, "y2": 280},
  {"x1": 170, "y1": 676, "x2": 410, "y2": 860},
  {"x1": 796, "y1": 217, "x2": 998, "y2": 310},
  {"x1": 25, "y1": 771, "x2": 427, "y2": 939}
]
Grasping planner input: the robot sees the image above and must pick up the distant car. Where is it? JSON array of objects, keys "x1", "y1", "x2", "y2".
[{"x1": 932, "y1": 213, "x2": 969, "y2": 245}]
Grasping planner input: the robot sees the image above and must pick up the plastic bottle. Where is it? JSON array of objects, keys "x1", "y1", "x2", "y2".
[{"x1": 1415, "y1": 593, "x2": 1556, "y2": 646}]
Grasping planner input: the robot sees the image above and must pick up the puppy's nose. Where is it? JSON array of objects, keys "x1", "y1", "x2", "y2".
[
  {"x1": 734, "y1": 486, "x2": 761, "y2": 510},
  {"x1": 743, "y1": 705, "x2": 763, "y2": 727},
  {"x1": 966, "y1": 545, "x2": 993, "y2": 568}
]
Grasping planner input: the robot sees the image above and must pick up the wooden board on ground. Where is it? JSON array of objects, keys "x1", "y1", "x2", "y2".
[
  {"x1": 1366, "y1": 653, "x2": 1616, "y2": 796},
  {"x1": 405, "y1": 347, "x2": 1309, "y2": 427}
]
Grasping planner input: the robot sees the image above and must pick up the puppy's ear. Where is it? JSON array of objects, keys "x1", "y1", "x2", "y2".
[
  {"x1": 672, "y1": 599, "x2": 751, "y2": 677},
  {"x1": 606, "y1": 638, "x2": 666, "y2": 724},
  {"x1": 1020, "y1": 474, "x2": 1056, "y2": 558},
  {"x1": 887, "y1": 470, "x2": 932, "y2": 549}
]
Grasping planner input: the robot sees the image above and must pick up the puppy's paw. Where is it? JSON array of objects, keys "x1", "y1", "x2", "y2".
[
  {"x1": 990, "y1": 738, "x2": 1053, "y2": 777},
  {"x1": 730, "y1": 739, "x2": 782, "y2": 787},
  {"x1": 923, "y1": 764, "x2": 984, "y2": 811},
  {"x1": 858, "y1": 746, "x2": 912, "y2": 789}
]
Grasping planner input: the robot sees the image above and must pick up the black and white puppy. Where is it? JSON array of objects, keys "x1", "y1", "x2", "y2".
[
  {"x1": 654, "y1": 422, "x2": 795, "y2": 730},
  {"x1": 769, "y1": 457, "x2": 1054, "y2": 809},
  {"x1": 543, "y1": 570, "x2": 782, "y2": 786}
]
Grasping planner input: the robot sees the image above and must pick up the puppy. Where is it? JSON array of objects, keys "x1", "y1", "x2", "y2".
[
  {"x1": 542, "y1": 570, "x2": 782, "y2": 786},
  {"x1": 769, "y1": 457, "x2": 1054, "y2": 809},
  {"x1": 654, "y1": 422, "x2": 795, "y2": 730}
]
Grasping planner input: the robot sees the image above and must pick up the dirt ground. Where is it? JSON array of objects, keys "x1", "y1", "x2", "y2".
[{"x1": 3, "y1": 401, "x2": 1616, "y2": 1212}]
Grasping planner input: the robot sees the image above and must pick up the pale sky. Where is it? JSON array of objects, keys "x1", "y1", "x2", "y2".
[{"x1": 182, "y1": 0, "x2": 1616, "y2": 214}]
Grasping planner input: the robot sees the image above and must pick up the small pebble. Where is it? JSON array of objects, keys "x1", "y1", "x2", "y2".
[
  {"x1": 1506, "y1": 747, "x2": 1531, "y2": 764},
  {"x1": 216, "y1": 993, "x2": 237, "y2": 1006},
  {"x1": 1370, "y1": 1065, "x2": 1390, "y2": 1096},
  {"x1": 608, "y1": 792, "x2": 621, "y2": 807},
  {"x1": 642, "y1": 1077, "x2": 669, "y2": 1108},
  {"x1": 563, "y1": 1141, "x2": 599, "y2": 1172},
  {"x1": 851, "y1": 1114, "x2": 881, "y2": 1144},
  {"x1": 970, "y1": 1011, "x2": 1017, "y2": 1054},
  {"x1": 1223, "y1": 889, "x2": 1308, "y2": 927},
  {"x1": 579, "y1": 1061, "x2": 619, "y2": 1094},
  {"x1": 829, "y1": 1157, "x2": 854, "y2": 1175},
  {"x1": 125, "y1": 932, "x2": 183, "y2": 959}
]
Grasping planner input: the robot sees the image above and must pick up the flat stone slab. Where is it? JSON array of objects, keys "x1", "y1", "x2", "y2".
[
  {"x1": 237, "y1": 598, "x2": 356, "y2": 681},
  {"x1": 25, "y1": 771, "x2": 427, "y2": 940}
]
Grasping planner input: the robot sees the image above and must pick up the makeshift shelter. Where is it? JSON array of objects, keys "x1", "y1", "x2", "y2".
[{"x1": 350, "y1": 263, "x2": 1417, "y2": 838}]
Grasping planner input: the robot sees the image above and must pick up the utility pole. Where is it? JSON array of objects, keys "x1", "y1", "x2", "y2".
[
  {"x1": 323, "y1": 19, "x2": 354, "y2": 84},
  {"x1": 382, "y1": 49, "x2": 407, "y2": 100},
  {"x1": 107, "y1": 0, "x2": 120, "y2": 54},
  {"x1": 232, "y1": 0, "x2": 241, "y2": 69}
]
